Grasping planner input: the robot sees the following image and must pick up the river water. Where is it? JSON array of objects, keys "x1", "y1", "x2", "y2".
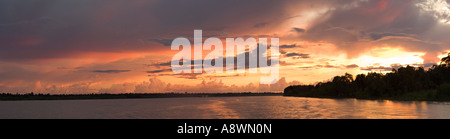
[{"x1": 1, "y1": 96, "x2": 450, "y2": 119}]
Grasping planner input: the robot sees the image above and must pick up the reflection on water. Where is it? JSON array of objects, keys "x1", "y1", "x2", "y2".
[
  {"x1": 198, "y1": 100, "x2": 240, "y2": 119},
  {"x1": 1, "y1": 96, "x2": 450, "y2": 119}
]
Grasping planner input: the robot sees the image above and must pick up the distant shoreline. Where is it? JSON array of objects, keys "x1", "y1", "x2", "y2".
[
  {"x1": 0, "y1": 92, "x2": 282, "y2": 101},
  {"x1": 282, "y1": 94, "x2": 444, "y2": 102},
  {"x1": 283, "y1": 89, "x2": 450, "y2": 102}
]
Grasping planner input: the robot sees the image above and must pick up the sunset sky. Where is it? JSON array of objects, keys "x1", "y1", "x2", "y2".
[{"x1": 1, "y1": 0, "x2": 450, "y2": 94}]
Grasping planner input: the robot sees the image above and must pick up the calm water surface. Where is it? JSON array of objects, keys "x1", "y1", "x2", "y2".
[{"x1": 1, "y1": 96, "x2": 450, "y2": 119}]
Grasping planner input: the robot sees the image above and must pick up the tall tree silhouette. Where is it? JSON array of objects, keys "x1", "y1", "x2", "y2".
[
  {"x1": 284, "y1": 52, "x2": 450, "y2": 101},
  {"x1": 440, "y1": 52, "x2": 450, "y2": 67}
]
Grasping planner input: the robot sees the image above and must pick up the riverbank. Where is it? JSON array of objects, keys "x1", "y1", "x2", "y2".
[
  {"x1": 284, "y1": 64, "x2": 450, "y2": 102},
  {"x1": 0, "y1": 92, "x2": 282, "y2": 101},
  {"x1": 284, "y1": 88, "x2": 450, "y2": 102}
]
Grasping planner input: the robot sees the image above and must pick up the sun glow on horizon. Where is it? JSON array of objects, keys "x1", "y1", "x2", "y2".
[{"x1": 354, "y1": 47, "x2": 425, "y2": 67}]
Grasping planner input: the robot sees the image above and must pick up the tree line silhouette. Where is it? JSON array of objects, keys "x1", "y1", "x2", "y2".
[
  {"x1": 0, "y1": 92, "x2": 281, "y2": 101},
  {"x1": 284, "y1": 53, "x2": 450, "y2": 101}
]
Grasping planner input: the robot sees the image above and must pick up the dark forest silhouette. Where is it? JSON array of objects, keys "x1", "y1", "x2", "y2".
[{"x1": 284, "y1": 53, "x2": 450, "y2": 101}]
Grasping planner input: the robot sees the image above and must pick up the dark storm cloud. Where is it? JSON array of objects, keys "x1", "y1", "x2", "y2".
[
  {"x1": 315, "y1": 64, "x2": 340, "y2": 68},
  {"x1": 345, "y1": 64, "x2": 359, "y2": 68},
  {"x1": 3, "y1": 0, "x2": 447, "y2": 65},
  {"x1": 285, "y1": 53, "x2": 310, "y2": 58},
  {"x1": 148, "y1": 32, "x2": 229, "y2": 47},
  {"x1": 146, "y1": 69, "x2": 171, "y2": 73},
  {"x1": 253, "y1": 14, "x2": 302, "y2": 29},
  {"x1": 155, "y1": 73, "x2": 203, "y2": 80},
  {"x1": 0, "y1": 0, "x2": 290, "y2": 62},
  {"x1": 254, "y1": 22, "x2": 269, "y2": 28},
  {"x1": 292, "y1": 27, "x2": 306, "y2": 33},
  {"x1": 299, "y1": 64, "x2": 359, "y2": 69},
  {"x1": 150, "y1": 44, "x2": 278, "y2": 73},
  {"x1": 149, "y1": 38, "x2": 173, "y2": 46},
  {"x1": 299, "y1": 0, "x2": 450, "y2": 63},
  {"x1": 369, "y1": 32, "x2": 411, "y2": 40},
  {"x1": 92, "y1": 70, "x2": 131, "y2": 73},
  {"x1": 280, "y1": 44, "x2": 299, "y2": 49},
  {"x1": 150, "y1": 61, "x2": 172, "y2": 68}
]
